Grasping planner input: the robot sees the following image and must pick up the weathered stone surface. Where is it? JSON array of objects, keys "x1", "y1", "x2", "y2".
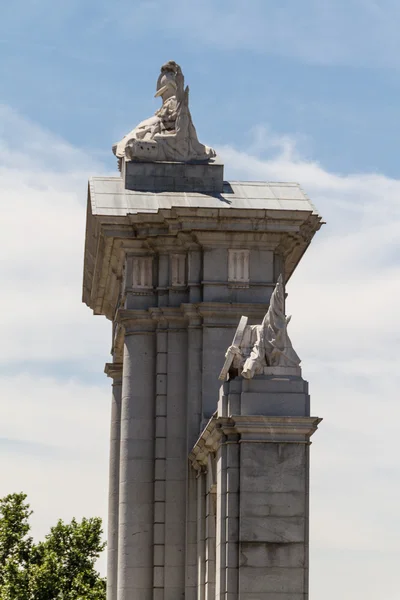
[
  {"x1": 240, "y1": 516, "x2": 305, "y2": 543},
  {"x1": 240, "y1": 542, "x2": 305, "y2": 568},
  {"x1": 240, "y1": 444, "x2": 307, "y2": 493},
  {"x1": 238, "y1": 566, "x2": 305, "y2": 594},
  {"x1": 124, "y1": 160, "x2": 224, "y2": 192},
  {"x1": 240, "y1": 491, "x2": 306, "y2": 518}
]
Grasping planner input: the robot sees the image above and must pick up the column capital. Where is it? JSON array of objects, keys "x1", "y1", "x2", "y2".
[{"x1": 116, "y1": 308, "x2": 156, "y2": 335}]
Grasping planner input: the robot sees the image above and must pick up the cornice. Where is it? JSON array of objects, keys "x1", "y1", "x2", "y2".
[{"x1": 189, "y1": 415, "x2": 322, "y2": 472}]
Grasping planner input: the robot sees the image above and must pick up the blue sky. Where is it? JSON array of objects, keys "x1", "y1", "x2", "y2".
[{"x1": 1, "y1": 2, "x2": 400, "y2": 599}]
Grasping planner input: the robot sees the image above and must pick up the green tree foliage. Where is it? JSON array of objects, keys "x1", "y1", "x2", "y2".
[{"x1": 0, "y1": 493, "x2": 106, "y2": 600}]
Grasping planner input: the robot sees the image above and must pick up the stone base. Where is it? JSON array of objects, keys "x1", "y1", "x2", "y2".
[
  {"x1": 219, "y1": 375, "x2": 310, "y2": 418},
  {"x1": 262, "y1": 365, "x2": 302, "y2": 377},
  {"x1": 123, "y1": 158, "x2": 224, "y2": 192}
]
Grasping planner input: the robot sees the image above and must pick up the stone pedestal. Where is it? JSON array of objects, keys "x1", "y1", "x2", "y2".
[
  {"x1": 189, "y1": 376, "x2": 321, "y2": 600},
  {"x1": 123, "y1": 159, "x2": 224, "y2": 193}
]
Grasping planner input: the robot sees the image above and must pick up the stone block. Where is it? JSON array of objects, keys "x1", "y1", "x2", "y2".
[
  {"x1": 155, "y1": 458, "x2": 166, "y2": 480},
  {"x1": 238, "y1": 566, "x2": 304, "y2": 594},
  {"x1": 116, "y1": 531, "x2": 152, "y2": 564},
  {"x1": 166, "y1": 436, "x2": 186, "y2": 458},
  {"x1": 185, "y1": 564, "x2": 197, "y2": 586},
  {"x1": 153, "y1": 565, "x2": 164, "y2": 587},
  {"x1": 153, "y1": 588, "x2": 164, "y2": 600},
  {"x1": 163, "y1": 565, "x2": 185, "y2": 587},
  {"x1": 157, "y1": 374, "x2": 167, "y2": 395},
  {"x1": 122, "y1": 566, "x2": 154, "y2": 588},
  {"x1": 157, "y1": 332, "x2": 168, "y2": 353},
  {"x1": 164, "y1": 587, "x2": 185, "y2": 600},
  {"x1": 166, "y1": 416, "x2": 186, "y2": 438},
  {"x1": 156, "y1": 395, "x2": 167, "y2": 416},
  {"x1": 153, "y1": 544, "x2": 165, "y2": 565},
  {"x1": 157, "y1": 353, "x2": 167, "y2": 373},
  {"x1": 120, "y1": 418, "x2": 153, "y2": 440},
  {"x1": 124, "y1": 160, "x2": 224, "y2": 192},
  {"x1": 166, "y1": 458, "x2": 186, "y2": 480},
  {"x1": 154, "y1": 501, "x2": 165, "y2": 523},
  {"x1": 165, "y1": 522, "x2": 189, "y2": 545},
  {"x1": 122, "y1": 481, "x2": 153, "y2": 503},
  {"x1": 165, "y1": 479, "x2": 186, "y2": 504},
  {"x1": 119, "y1": 502, "x2": 153, "y2": 526},
  {"x1": 238, "y1": 595, "x2": 304, "y2": 600},
  {"x1": 241, "y1": 377, "x2": 308, "y2": 394},
  {"x1": 240, "y1": 391, "x2": 308, "y2": 417},
  {"x1": 226, "y1": 444, "x2": 240, "y2": 468},
  {"x1": 240, "y1": 445, "x2": 306, "y2": 493},
  {"x1": 165, "y1": 495, "x2": 186, "y2": 525},
  {"x1": 240, "y1": 516, "x2": 305, "y2": 543},
  {"x1": 226, "y1": 492, "x2": 239, "y2": 516},
  {"x1": 164, "y1": 544, "x2": 185, "y2": 566},
  {"x1": 226, "y1": 467, "x2": 240, "y2": 493},
  {"x1": 119, "y1": 438, "x2": 153, "y2": 460},
  {"x1": 240, "y1": 542, "x2": 305, "y2": 569},
  {"x1": 228, "y1": 392, "x2": 240, "y2": 415},
  {"x1": 240, "y1": 491, "x2": 305, "y2": 518},
  {"x1": 226, "y1": 516, "x2": 239, "y2": 541},
  {"x1": 226, "y1": 541, "x2": 239, "y2": 567},
  {"x1": 226, "y1": 567, "x2": 238, "y2": 593},
  {"x1": 155, "y1": 437, "x2": 166, "y2": 458},
  {"x1": 154, "y1": 523, "x2": 165, "y2": 544},
  {"x1": 124, "y1": 458, "x2": 154, "y2": 483},
  {"x1": 155, "y1": 416, "x2": 166, "y2": 437},
  {"x1": 154, "y1": 481, "x2": 166, "y2": 502}
]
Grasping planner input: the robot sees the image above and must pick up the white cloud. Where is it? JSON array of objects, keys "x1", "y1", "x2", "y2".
[
  {"x1": 0, "y1": 105, "x2": 111, "y2": 365},
  {"x1": 1, "y1": 109, "x2": 399, "y2": 598},
  {"x1": 0, "y1": 107, "x2": 111, "y2": 573}
]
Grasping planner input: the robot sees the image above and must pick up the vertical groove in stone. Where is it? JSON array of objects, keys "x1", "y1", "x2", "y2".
[
  {"x1": 204, "y1": 467, "x2": 216, "y2": 600},
  {"x1": 118, "y1": 330, "x2": 155, "y2": 600},
  {"x1": 185, "y1": 318, "x2": 203, "y2": 600},
  {"x1": 215, "y1": 442, "x2": 227, "y2": 600},
  {"x1": 106, "y1": 365, "x2": 123, "y2": 600},
  {"x1": 225, "y1": 439, "x2": 239, "y2": 600},
  {"x1": 196, "y1": 473, "x2": 206, "y2": 600},
  {"x1": 165, "y1": 327, "x2": 187, "y2": 600},
  {"x1": 153, "y1": 328, "x2": 167, "y2": 600},
  {"x1": 304, "y1": 444, "x2": 310, "y2": 599}
]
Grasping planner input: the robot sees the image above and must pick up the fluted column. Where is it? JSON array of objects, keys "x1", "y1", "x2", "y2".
[
  {"x1": 105, "y1": 362, "x2": 123, "y2": 600},
  {"x1": 118, "y1": 312, "x2": 156, "y2": 600}
]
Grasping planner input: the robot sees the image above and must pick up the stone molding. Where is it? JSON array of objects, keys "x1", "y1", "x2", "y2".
[
  {"x1": 104, "y1": 362, "x2": 123, "y2": 380},
  {"x1": 189, "y1": 414, "x2": 322, "y2": 472},
  {"x1": 83, "y1": 202, "x2": 322, "y2": 319}
]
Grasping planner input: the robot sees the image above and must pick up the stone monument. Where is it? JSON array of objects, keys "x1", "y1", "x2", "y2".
[{"x1": 83, "y1": 61, "x2": 323, "y2": 600}]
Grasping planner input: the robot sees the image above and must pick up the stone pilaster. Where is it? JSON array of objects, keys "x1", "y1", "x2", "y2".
[
  {"x1": 105, "y1": 362, "x2": 123, "y2": 600},
  {"x1": 189, "y1": 376, "x2": 321, "y2": 600}
]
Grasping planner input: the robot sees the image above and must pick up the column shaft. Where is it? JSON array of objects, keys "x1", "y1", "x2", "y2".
[
  {"x1": 118, "y1": 330, "x2": 155, "y2": 600},
  {"x1": 106, "y1": 365, "x2": 123, "y2": 600}
]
